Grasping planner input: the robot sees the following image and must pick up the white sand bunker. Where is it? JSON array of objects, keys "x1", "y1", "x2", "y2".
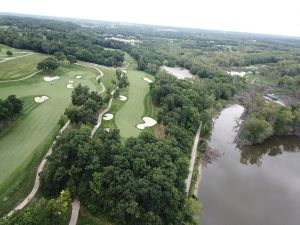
[
  {"x1": 136, "y1": 117, "x2": 157, "y2": 129},
  {"x1": 76, "y1": 75, "x2": 82, "y2": 79},
  {"x1": 227, "y1": 71, "x2": 247, "y2": 77},
  {"x1": 119, "y1": 95, "x2": 127, "y2": 101},
  {"x1": 105, "y1": 128, "x2": 110, "y2": 132},
  {"x1": 143, "y1": 77, "x2": 153, "y2": 83},
  {"x1": 34, "y1": 96, "x2": 49, "y2": 103},
  {"x1": 66, "y1": 84, "x2": 74, "y2": 89},
  {"x1": 69, "y1": 80, "x2": 74, "y2": 83},
  {"x1": 103, "y1": 113, "x2": 113, "y2": 120},
  {"x1": 44, "y1": 76, "x2": 60, "y2": 81}
]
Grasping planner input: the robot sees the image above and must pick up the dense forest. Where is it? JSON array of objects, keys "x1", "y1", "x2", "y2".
[
  {"x1": 0, "y1": 16, "x2": 125, "y2": 67},
  {"x1": 0, "y1": 95, "x2": 23, "y2": 132}
]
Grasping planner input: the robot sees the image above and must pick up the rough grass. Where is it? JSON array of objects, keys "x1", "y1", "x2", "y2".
[
  {"x1": 0, "y1": 53, "x2": 47, "y2": 80},
  {"x1": 77, "y1": 207, "x2": 114, "y2": 225}
]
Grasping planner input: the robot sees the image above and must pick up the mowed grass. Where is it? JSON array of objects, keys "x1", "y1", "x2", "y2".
[
  {"x1": 115, "y1": 54, "x2": 154, "y2": 138},
  {"x1": 0, "y1": 53, "x2": 47, "y2": 80},
  {"x1": 0, "y1": 62, "x2": 111, "y2": 215}
]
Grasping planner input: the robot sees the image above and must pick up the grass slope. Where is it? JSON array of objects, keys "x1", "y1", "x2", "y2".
[
  {"x1": 114, "y1": 54, "x2": 154, "y2": 138},
  {"x1": 0, "y1": 53, "x2": 47, "y2": 80}
]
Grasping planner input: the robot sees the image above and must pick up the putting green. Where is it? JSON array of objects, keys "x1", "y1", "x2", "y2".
[
  {"x1": 115, "y1": 55, "x2": 154, "y2": 138},
  {"x1": 0, "y1": 63, "x2": 107, "y2": 200}
]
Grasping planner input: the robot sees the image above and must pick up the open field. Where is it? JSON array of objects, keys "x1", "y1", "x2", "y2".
[
  {"x1": 0, "y1": 60, "x2": 112, "y2": 215},
  {"x1": 0, "y1": 53, "x2": 47, "y2": 80},
  {"x1": 114, "y1": 55, "x2": 154, "y2": 138}
]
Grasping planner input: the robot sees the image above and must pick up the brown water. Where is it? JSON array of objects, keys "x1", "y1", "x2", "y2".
[{"x1": 199, "y1": 104, "x2": 300, "y2": 225}]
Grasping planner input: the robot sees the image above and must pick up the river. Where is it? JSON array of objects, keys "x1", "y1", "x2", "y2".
[{"x1": 198, "y1": 104, "x2": 300, "y2": 225}]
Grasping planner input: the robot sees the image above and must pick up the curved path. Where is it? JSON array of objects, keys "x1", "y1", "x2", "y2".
[
  {"x1": 7, "y1": 120, "x2": 71, "y2": 216},
  {"x1": 0, "y1": 70, "x2": 42, "y2": 83},
  {"x1": 7, "y1": 62, "x2": 107, "y2": 222},
  {"x1": 185, "y1": 122, "x2": 202, "y2": 194},
  {"x1": 75, "y1": 62, "x2": 105, "y2": 94},
  {"x1": 0, "y1": 52, "x2": 33, "y2": 64}
]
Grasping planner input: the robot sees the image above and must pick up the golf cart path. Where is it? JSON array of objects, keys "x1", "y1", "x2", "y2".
[
  {"x1": 69, "y1": 199, "x2": 80, "y2": 225},
  {"x1": 7, "y1": 120, "x2": 71, "y2": 216},
  {"x1": 7, "y1": 63, "x2": 108, "y2": 222},
  {"x1": 0, "y1": 70, "x2": 42, "y2": 83},
  {"x1": 0, "y1": 52, "x2": 33, "y2": 64},
  {"x1": 75, "y1": 62, "x2": 105, "y2": 94},
  {"x1": 185, "y1": 122, "x2": 202, "y2": 194}
]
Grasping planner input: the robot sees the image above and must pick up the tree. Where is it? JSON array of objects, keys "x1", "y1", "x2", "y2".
[
  {"x1": 64, "y1": 105, "x2": 82, "y2": 124},
  {"x1": 54, "y1": 51, "x2": 66, "y2": 62},
  {"x1": 240, "y1": 118, "x2": 273, "y2": 144},
  {"x1": 37, "y1": 57, "x2": 59, "y2": 72},
  {"x1": 6, "y1": 50, "x2": 13, "y2": 56},
  {"x1": 47, "y1": 190, "x2": 71, "y2": 225},
  {"x1": 67, "y1": 54, "x2": 77, "y2": 65}
]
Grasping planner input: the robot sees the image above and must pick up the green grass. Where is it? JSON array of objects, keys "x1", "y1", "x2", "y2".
[
  {"x1": 0, "y1": 58, "x2": 114, "y2": 215},
  {"x1": 114, "y1": 70, "x2": 154, "y2": 138},
  {"x1": 0, "y1": 53, "x2": 47, "y2": 80},
  {"x1": 77, "y1": 207, "x2": 114, "y2": 225}
]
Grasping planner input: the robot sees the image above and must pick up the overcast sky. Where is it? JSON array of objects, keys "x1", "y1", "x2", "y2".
[{"x1": 1, "y1": 0, "x2": 300, "y2": 37}]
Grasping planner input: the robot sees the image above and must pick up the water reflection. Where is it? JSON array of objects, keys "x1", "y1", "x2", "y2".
[
  {"x1": 240, "y1": 136, "x2": 300, "y2": 166},
  {"x1": 199, "y1": 104, "x2": 300, "y2": 225}
]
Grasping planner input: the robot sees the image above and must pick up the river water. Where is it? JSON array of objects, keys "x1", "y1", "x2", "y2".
[{"x1": 198, "y1": 104, "x2": 300, "y2": 225}]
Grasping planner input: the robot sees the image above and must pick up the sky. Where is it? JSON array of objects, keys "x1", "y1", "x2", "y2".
[{"x1": 1, "y1": 0, "x2": 300, "y2": 37}]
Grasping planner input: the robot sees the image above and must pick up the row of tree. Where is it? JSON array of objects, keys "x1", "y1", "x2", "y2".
[{"x1": 0, "y1": 95, "x2": 23, "y2": 132}]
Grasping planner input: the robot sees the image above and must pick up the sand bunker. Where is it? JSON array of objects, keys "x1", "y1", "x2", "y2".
[
  {"x1": 119, "y1": 95, "x2": 127, "y2": 101},
  {"x1": 69, "y1": 80, "x2": 74, "y2": 83},
  {"x1": 66, "y1": 84, "x2": 74, "y2": 89},
  {"x1": 227, "y1": 71, "x2": 248, "y2": 77},
  {"x1": 103, "y1": 113, "x2": 113, "y2": 120},
  {"x1": 76, "y1": 75, "x2": 82, "y2": 79},
  {"x1": 44, "y1": 76, "x2": 60, "y2": 81},
  {"x1": 136, "y1": 117, "x2": 157, "y2": 129},
  {"x1": 143, "y1": 77, "x2": 153, "y2": 83},
  {"x1": 161, "y1": 66, "x2": 194, "y2": 79},
  {"x1": 34, "y1": 96, "x2": 49, "y2": 103},
  {"x1": 105, "y1": 128, "x2": 110, "y2": 132}
]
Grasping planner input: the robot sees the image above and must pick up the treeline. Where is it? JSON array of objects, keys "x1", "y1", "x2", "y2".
[
  {"x1": 39, "y1": 128, "x2": 195, "y2": 225},
  {"x1": 1, "y1": 190, "x2": 71, "y2": 225},
  {"x1": 64, "y1": 84, "x2": 103, "y2": 125},
  {"x1": 0, "y1": 16, "x2": 124, "y2": 67},
  {"x1": 150, "y1": 72, "x2": 243, "y2": 153},
  {"x1": 0, "y1": 95, "x2": 23, "y2": 132},
  {"x1": 240, "y1": 95, "x2": 300, "y2": 144}
]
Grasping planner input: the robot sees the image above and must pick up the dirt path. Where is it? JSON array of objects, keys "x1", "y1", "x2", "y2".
[
  {"x1": 0, "y1": 70, "x2": 42, "y2": 83},
  {"x1": 0, "y1": 52, "x2": 33, "y2": 64},
  {"x1": 7, "y1": 120, "x2": 71, "y2": 216},
  {"x1": 185, "y1": 122, "x2": 202, "y2": 194},
  {"x1": 69, "y1": 199, "x2": 80, "y2": 225}
]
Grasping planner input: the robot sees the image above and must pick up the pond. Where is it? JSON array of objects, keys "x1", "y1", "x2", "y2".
[
  {"x1": 161, "y1": 66, "x2": 194, "y2": 79},
  {"x1": 198, "y1": 104, "x2": 300, "y2": 225}
]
